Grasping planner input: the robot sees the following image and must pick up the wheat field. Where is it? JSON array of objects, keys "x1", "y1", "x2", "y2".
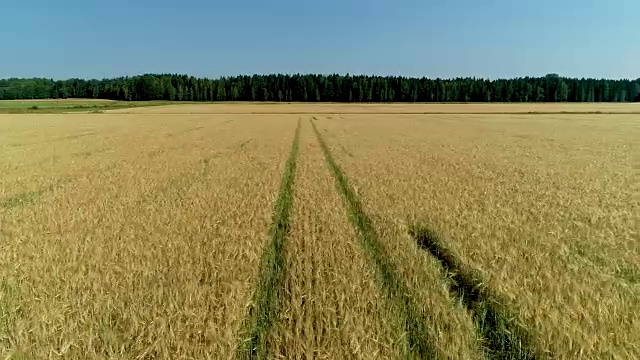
[
  {"x1": 1, "y1": 104, "x2": 638, "y2": 359},
  {"x1": 314, "y1": 113, "x2": 639, "y2": 359}
]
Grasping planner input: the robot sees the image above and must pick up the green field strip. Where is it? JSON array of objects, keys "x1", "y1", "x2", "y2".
[
  {"x1": 165, "y1": 126, "x2": 204, "y2": 137},
  {"x1": 0, "y1": 190, "x2": 42, "y2": 210},
  {"x1": 104, "y1": 111, "x2": 640, "y2": 115},
  {"x1": 0, "y1": 179, "x2": 71, "y2": 210},
  {"x1": 311, "y1": 118, "x2": 439, "y2": 359},
  {"x1": 238, "y1": 119, "x2": 301, "y2": 359},
  {"x1": 47, "y1": 132, "x2": 99, "y2": 143},
  {"x1": 0, "y1": 100, "x2": 177, "y2": 114},
  {"x1": 409, "y1": 225, "x2": 546, "y2": 360}
]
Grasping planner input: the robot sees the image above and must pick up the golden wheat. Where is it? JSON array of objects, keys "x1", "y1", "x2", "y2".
[
  {"x1": 1, "y1": 113, "x2": 297, "y2": 358},
  {"x1": 265, "y1": 121, "x2": 401, "y2": 359},
  {"x1": 316, "y1": 113, "x2": 639, "y2": 359},
  {"x1": 1, "y1": 105, "x2": 637, "y2": 359}
]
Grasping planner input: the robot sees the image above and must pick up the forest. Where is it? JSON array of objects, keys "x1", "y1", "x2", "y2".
[{"x1": 1, "y1": 73, "x2": 639, "y2": 103}]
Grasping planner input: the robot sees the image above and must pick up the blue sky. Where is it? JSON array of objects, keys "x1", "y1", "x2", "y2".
[{"x1": 2, "y1": 0, "x2": 638, "y2": 79}]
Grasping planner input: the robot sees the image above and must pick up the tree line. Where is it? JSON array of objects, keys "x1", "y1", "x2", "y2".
[{"x1": 1, "y1": 73, "x2": 639, "y2": 102}]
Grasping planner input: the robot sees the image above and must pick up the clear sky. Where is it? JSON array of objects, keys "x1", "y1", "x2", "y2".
[{"x1": 2, "y1": 0, "x2": 638, "y2": 80}]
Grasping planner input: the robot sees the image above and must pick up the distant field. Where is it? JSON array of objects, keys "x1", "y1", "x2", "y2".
[
  {"x1": 3, "y1": 99, "x2": 639, "y2": 114},
  {"x1": 111, "y1": 101, "x2": 640, "y2": 114},
  {"x1": 0, "y1": 99, "x2": 175, "y2": 113},
  {"x1": 0, "y1": 104, "x2": 637, "y2": 359}
]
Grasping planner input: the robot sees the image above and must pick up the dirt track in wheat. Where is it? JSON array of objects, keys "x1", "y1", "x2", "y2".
[{"x1": 1, "y1": 104, "x2": 638, "y2": 359}]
